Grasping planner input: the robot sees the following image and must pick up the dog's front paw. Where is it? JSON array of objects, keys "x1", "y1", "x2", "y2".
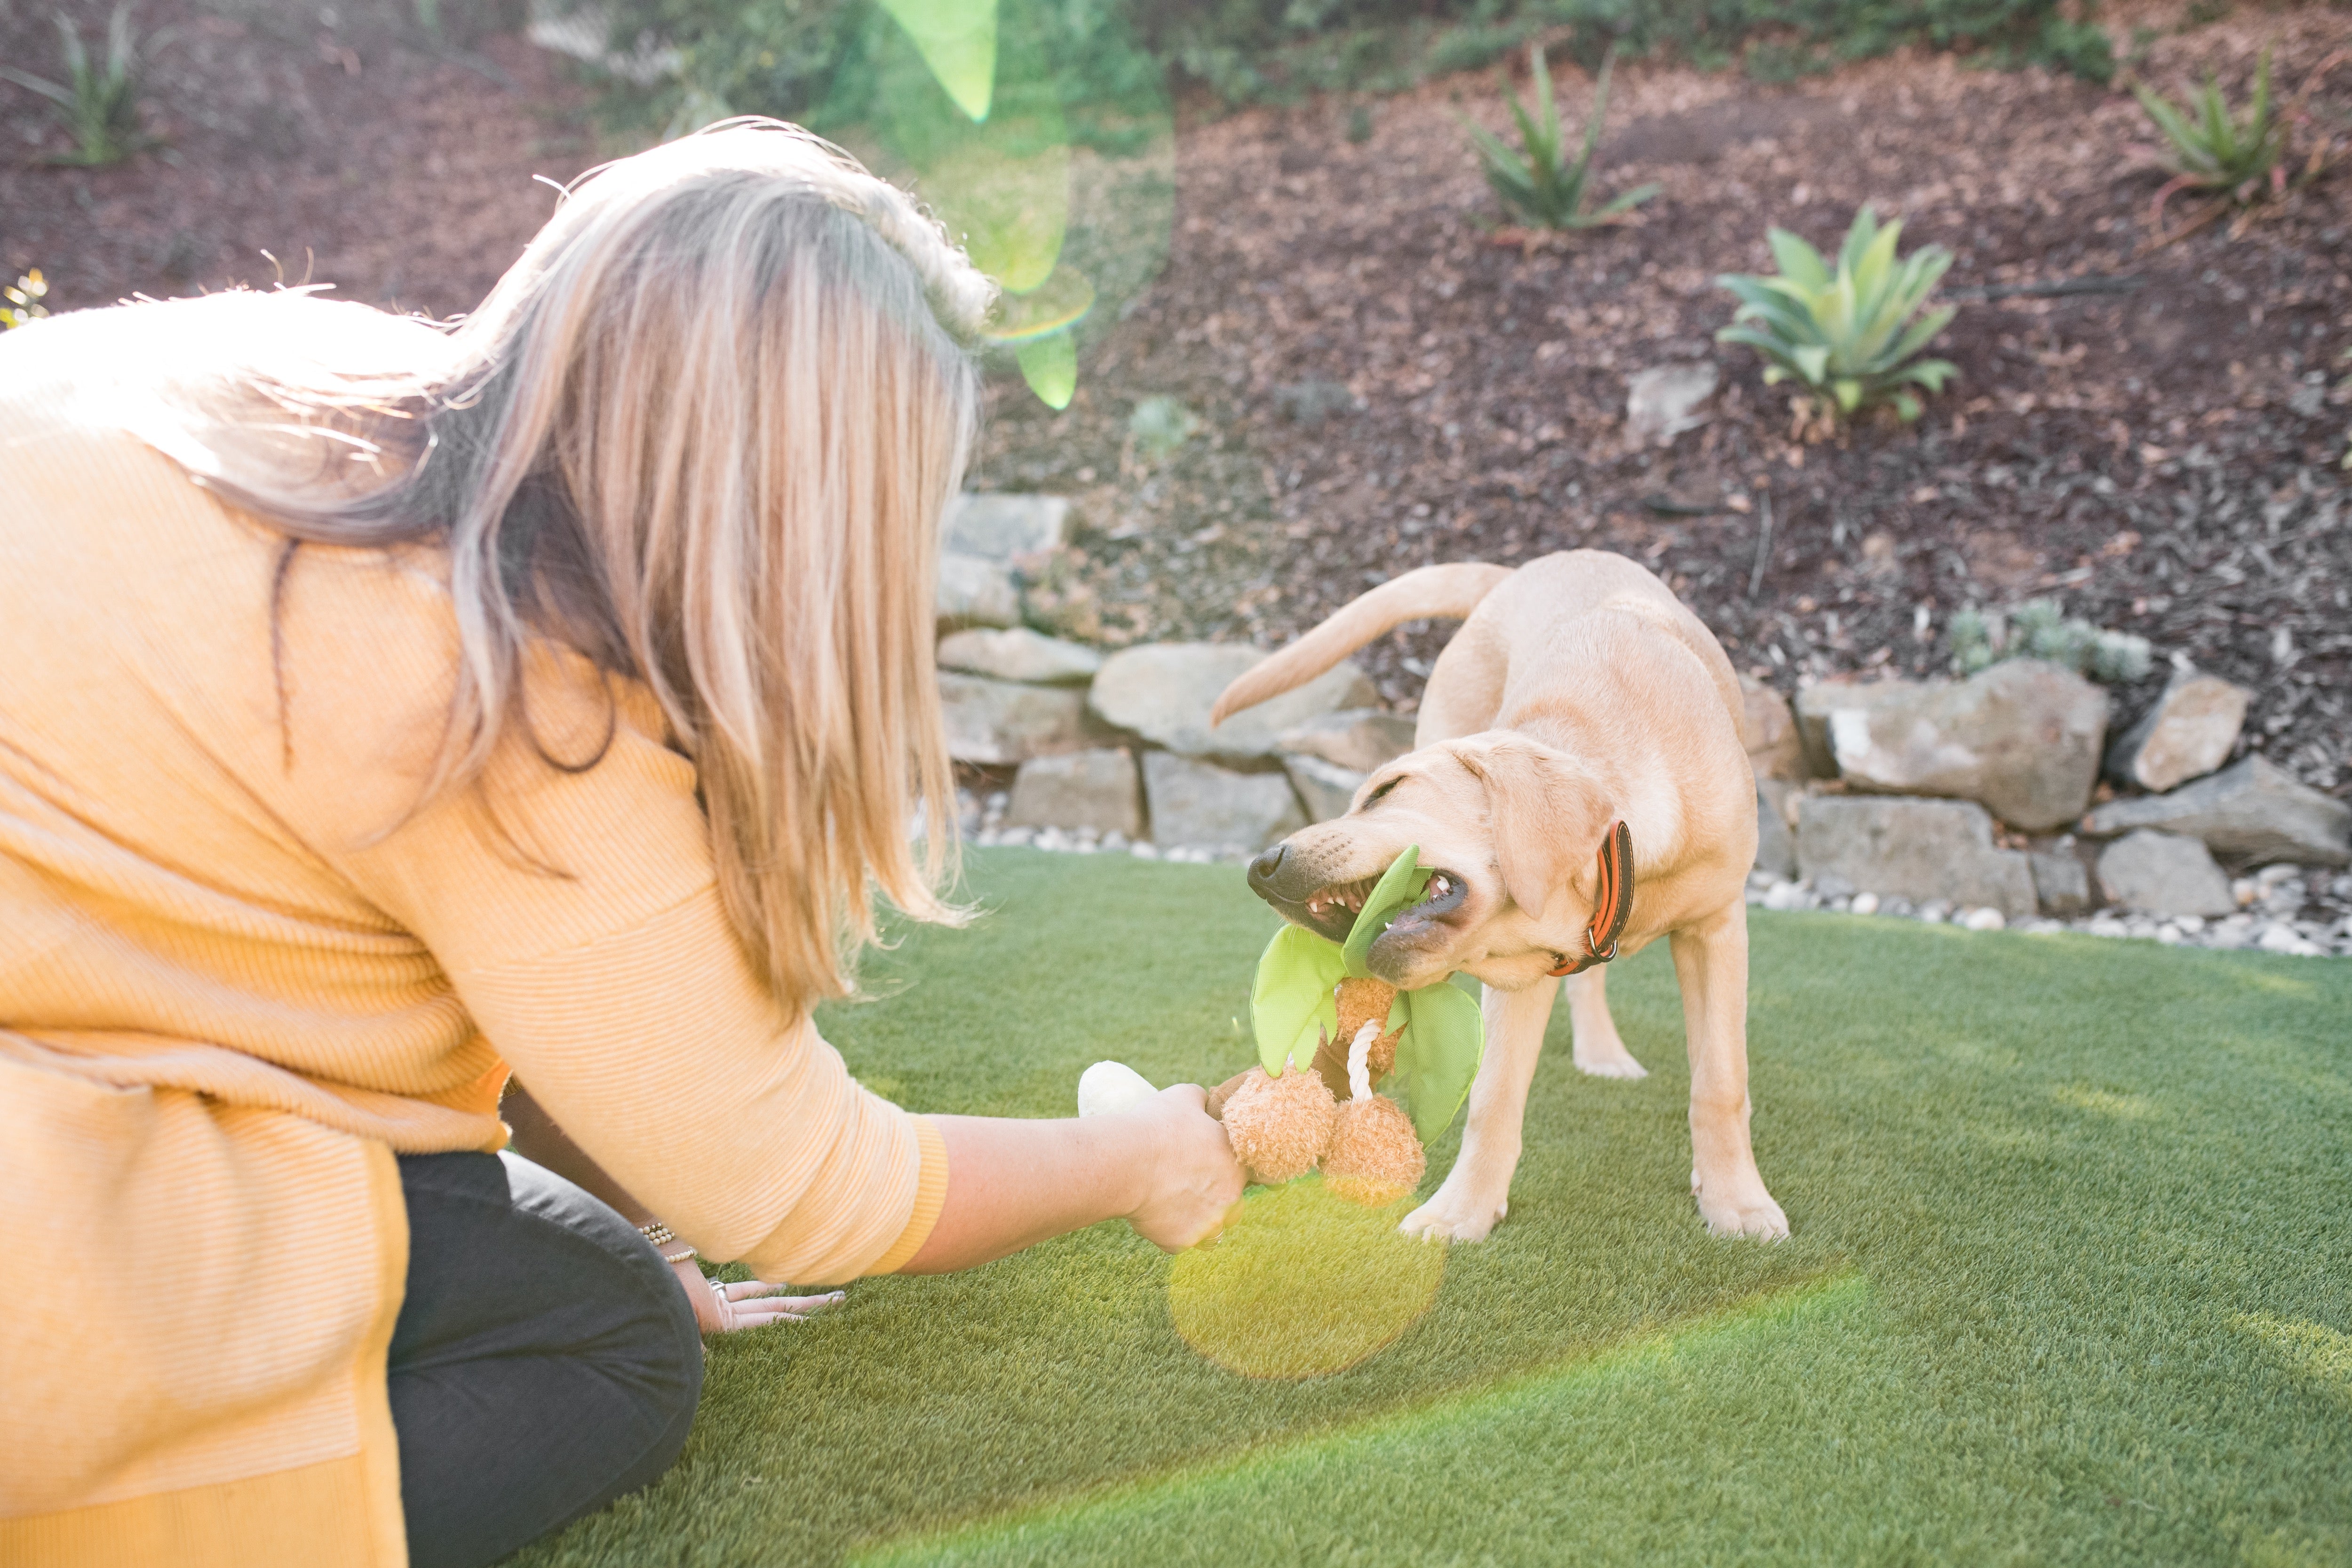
[
  {"x1": 1692, "y1": 1174, "x2": 1789, "y2": 1241},
  {"x1": 1573, "y1": 1048, "x2": 1648, "y2": 1080},
  {"x1": 1398, "y1": 1183, "x2": 1510, "y2": 1243}
]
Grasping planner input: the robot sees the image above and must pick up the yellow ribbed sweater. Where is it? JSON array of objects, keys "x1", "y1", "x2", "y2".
[{"x1": 0, "y1": 306, "x2": 947, "y2": 1568}]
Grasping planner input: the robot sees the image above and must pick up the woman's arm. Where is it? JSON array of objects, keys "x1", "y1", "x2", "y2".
[
  {"x1": 503, "y1": 1078, "x2": 1243, "y2": 1280},
  {"x1": 902, "y1": 1085, "x2": 1242, "y2": 1272}
]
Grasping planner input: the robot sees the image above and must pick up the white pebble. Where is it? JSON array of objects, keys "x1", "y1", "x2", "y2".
[
  {"x1": 1851, "y1": 891, "x2": 1880, "y2": 915},
  {"x1": 2257, "y1": 924, "x2": 2322, "y2": 957},
  {"x1": 1130, "y1": 841, "x2": 1161, "y2": 860},
  {"x1": 1959, "y1": 907, "x2": 2005, "y2": 932}
]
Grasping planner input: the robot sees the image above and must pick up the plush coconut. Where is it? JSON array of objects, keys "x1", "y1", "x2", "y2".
[
  {"x1": 1218, "y1": 1065, "x2": 1339, "y2": 1185},
  {"x1": 1318, "y1": 1014, "x2": 1427, "y2": 1204},
  {"x1": 1320, "y1": 1093, "x2": 1425, "y2": 1205}
]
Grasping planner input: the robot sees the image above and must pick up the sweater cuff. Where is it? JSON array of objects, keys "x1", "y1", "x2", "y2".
[{"x1": 865, "y1": 1116, "x2": 948, "y2": 1276}]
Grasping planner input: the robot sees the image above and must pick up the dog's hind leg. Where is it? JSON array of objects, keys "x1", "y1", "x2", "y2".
[
  {"x1": 1669, "y1": 901, "x2": 1789, "y2": 1240},
  {"x1": 1398, "y1": 973, "x2": 1561, "y2": 1243},
  {"x1": 1566, "y1": 966, "x2": 1646, "y2": 1079}
]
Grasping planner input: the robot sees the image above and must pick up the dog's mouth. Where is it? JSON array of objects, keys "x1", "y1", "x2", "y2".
[{"x1": 1281, "y1": 868, "x2": 1469, "y2": 946}]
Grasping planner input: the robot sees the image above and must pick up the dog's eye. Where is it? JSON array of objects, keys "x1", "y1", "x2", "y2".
[{"x1": 1365, "y1": 777, "x2": 1401, "y2": 804}]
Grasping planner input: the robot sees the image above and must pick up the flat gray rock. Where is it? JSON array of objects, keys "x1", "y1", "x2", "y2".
[
  {"x1": 1284, "y1": 754, "x2": 1364, "y2": 823},
  {"x1": 1275, "y1": 708, "x2": 1416, "y2": 774},
  {"x1": 1090, "y1": 643, "x2": 1376, "y2": 764},
  {"x1": 1754, "y1": 779, "x2": 1798, "y2": 880},
  {"x1": 1144, "y1": 752, "x2": 1306, "y2": 851},
  {"x1": 936, "y1": 551, "x2": 1019, "y2": 629},
  {"x1": 2097, "y1": 829, "x2": 2235, "y2": 917},
  {"x1": 2028, "y1": 838, "x2": 2095, "y2": 916},
  {"x1": 1005, "y1": 748, "x2": 1143, "y2": 838},
  {"x1": 1795, "y1": 659, "x2": 2108, "y2": 832},
  {"x1": 938, "y1": 674, "x2": 1088, "y2": 765},
  {"x1": 937, "y1": 627, "x2": 1102, "y2": 685},
  {"x1": 1625, "y1": 361, "x2": 1718, "y2": 447},
  {"x1": 942, "y1": 493, "x2": 1073, "y2": 561},
  {"x1": 2103, "y1": 668, "x2": 2250, "y2": 793},
  {"x1": 2082, "y1": 754, "x2": 2350, "y2": 867},
  {"x1": 1740, "y1": 674, "x2": 1805, "y2": 782},
  {"x1": 1795, "y1": 794, "x2": 2037, "y2": 919}
]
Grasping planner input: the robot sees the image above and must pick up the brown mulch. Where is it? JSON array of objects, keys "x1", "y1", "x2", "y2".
[
  {"x1": 0, "y1": 0, "x2": 595, "y2": 320},
  {"x1": 973, "y1": 8, "x2": 2352, "y2": 803},
  {"x1": 6, "y1": 1, "x2": 2347, "y2": 801}
]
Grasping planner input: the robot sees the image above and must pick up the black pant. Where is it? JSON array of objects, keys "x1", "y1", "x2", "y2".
[{"x1": 389, "y1": 1151, "x2": 704, "y2": 1568}]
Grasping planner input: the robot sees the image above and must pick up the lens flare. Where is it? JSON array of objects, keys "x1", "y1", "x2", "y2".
[{"x1": 1168, "y1": 1178, "x2": 1443, "y2": 1380}]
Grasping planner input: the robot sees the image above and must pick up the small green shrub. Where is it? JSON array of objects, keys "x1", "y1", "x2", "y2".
[
  {"x1": 1462, "y1": 44, "x2": 1657, "y2": 231},
  {"x1": 1949, "y1": 601, "x2": 2153, "y2": 685},
  {"x1": 2133, "y1": 48, "x2": 2285, "y2": 207},
  {"x1": 1715, "y1": 206, "x2": 1957, "y2": 428},
  {"x1": 1126, "y1": 396, "x2": 1199, "y2": 465},
  {"x1": 0, "y1": 6, "x2": 163, "y2": 167},
  {"x1": 2, "y1": 270, "x2": 49, "y2": 330}
]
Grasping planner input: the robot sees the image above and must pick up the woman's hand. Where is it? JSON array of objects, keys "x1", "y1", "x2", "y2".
[
  {"x1": 1120, "y1": 1083, "x2": 1247, "y2": 1252},
  {"x1": 670, "y1": 1258, "x2": 845, "y2": 1333}
]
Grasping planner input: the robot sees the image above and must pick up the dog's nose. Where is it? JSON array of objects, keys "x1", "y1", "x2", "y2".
[{"x1": 1246, "y1": 843, "x2": 1287, "y2": 891}]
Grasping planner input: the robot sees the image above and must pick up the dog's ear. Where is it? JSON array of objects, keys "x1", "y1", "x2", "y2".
[{"x1": 1454, "y1": 734, "x2": 1613, "y2": 922}]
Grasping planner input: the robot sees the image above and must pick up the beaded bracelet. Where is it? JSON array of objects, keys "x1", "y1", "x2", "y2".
[{"x1": 636, "y1": 1220, "x2": 698, "y2": 1266}]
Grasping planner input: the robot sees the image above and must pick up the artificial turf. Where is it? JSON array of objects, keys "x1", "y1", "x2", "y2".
[{"x1": 514, "y1": 848, "x2": 2352, "y2": 1568}]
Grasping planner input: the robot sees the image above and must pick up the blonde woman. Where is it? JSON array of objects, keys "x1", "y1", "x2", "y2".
[{"x1": 0, "y1": 122, "x2": 1242, "y2": 1568}]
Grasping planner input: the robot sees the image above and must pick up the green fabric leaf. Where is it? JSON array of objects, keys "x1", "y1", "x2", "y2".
[
  {"x1": 1251, "y1": 923, "x2": 1344, "y2": 1075},
  {"x1": 1385, "y1": 981, "x2": 1486, "y2": 1145},
  {"x1": 878, "y1": 0, "x2": 998, "y2": 121},
  {"x1": 1016, "y1": 330, "x2": 1076, "y2": 409},
  {"x1": 1342, "y1": 845, "x2": 1434, "y2": 979}
]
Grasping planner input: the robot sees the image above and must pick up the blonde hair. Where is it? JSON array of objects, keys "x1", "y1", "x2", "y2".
[{"x1": 145, "y1": 119, "x2": 994, "y2": 1018}]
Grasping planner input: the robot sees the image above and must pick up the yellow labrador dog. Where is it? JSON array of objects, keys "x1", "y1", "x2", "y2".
[{"x1": 1213, "y1": 550, "x2": 1788, "y2": 1242}]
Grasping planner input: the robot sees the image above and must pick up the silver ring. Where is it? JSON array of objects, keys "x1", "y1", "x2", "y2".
[{"x1": 709, "y1": 1278, "x2": 728, "y2": 1297}]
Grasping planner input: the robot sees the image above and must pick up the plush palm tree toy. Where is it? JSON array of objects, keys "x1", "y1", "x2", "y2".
[{"x1": 1077, "y1": 847, "x2": 1485, "y2": 1208}]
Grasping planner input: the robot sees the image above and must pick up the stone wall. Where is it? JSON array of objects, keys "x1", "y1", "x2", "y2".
[
  {"x1": 938, "y1": 495, "x2": 2351, "y2": 949},
  {"x1": 933, "y1": 494, "x2": 1410, "y2": 860}
]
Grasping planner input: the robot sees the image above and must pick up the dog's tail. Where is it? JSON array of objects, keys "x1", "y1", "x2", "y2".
[{"x1": 1210, "y1": 562, "x2": 1510, "y2": 725}]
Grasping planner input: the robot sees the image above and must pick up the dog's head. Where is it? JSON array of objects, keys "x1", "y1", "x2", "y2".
[{"x1": 1245, "y1": 731, "x2": 1619, "y2": 992}]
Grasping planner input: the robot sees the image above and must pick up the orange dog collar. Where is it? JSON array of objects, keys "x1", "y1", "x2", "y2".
[{"x1": 1547, "y1": 820, "x2": 1633, "y2": 978}]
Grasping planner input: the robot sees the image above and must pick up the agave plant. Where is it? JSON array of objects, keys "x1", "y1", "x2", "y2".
[
  {"x1": 1715, "y1": 207, "x2": 1957, "y2": 428},
  {"x1": 0, "y1": 6, "x2": 162, "y2": 167},
  {"x1": 2133, "y1": 50, "x2": 2285, "y2": 213},
  {"x1": 1462, "y1": 44, "x2": 1658, "y2": 232}
]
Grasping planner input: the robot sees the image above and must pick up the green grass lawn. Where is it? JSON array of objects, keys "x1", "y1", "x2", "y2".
[{"x1": 516, "y1": 849, "x2": 2352, "y2": 1568}]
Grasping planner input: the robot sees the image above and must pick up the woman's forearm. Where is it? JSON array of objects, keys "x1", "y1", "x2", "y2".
[
  {"x1": 503, "y1": 1076, "x2": 1242, "y2": 1277},
  {"x1": 897, "y1": 1114, "x2": 1147, "y2": 1274},
  {"x1": 901, "y1": 1086, "x2": 1240, "y2": 1273}
]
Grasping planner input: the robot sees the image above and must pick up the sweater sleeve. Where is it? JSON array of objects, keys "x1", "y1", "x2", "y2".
[{"x1": 275, "y1": 610, "x2": 942, "y2": 1284}]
